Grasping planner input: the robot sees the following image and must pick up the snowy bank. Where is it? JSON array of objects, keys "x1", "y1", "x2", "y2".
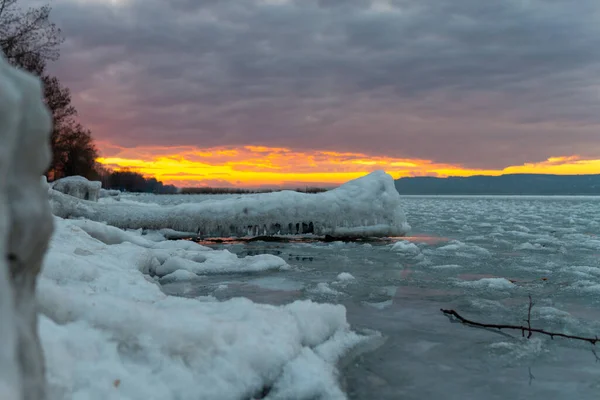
[
  {"x1": 39, "y1": 217, "x2": 374, "y2": 399},
  {"x1": 50, "y1": 170, "x2": 411, "y2": 238}
]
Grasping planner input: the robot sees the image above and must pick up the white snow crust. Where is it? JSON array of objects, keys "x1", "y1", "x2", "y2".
[{"x1": 50, "y1": 170, "x2": 411, "y2": 238}]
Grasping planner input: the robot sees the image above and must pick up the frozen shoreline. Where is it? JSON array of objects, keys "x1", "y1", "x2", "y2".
[
  {"x1": 50, "y1": 171, "x2": 411, "y2": 238},
  {"x1": 39, "y1": 216, "x2": 378, "y2": 399}
]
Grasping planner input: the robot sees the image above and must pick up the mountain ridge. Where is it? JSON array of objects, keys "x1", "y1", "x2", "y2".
[{"x1": 394, "y1": 173, "x2": 600, "y2": 195}]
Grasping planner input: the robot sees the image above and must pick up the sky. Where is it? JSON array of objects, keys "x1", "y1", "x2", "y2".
[{"x1": 40, "y1": 0, "x2": 600, "y2": 187}]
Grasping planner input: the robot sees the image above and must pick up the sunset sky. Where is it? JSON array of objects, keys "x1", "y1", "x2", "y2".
[{"x1": 41, "y1": 0, "x2": 600, "y2": 187}]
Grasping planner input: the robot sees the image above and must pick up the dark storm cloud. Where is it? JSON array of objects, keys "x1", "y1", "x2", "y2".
[{"x1": 46, "y1": 0, "x2": 600, "y2": 167}]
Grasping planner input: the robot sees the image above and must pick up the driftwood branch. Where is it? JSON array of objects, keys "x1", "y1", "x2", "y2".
[
  {"x1": 592, "y1": 348, "x2": 600, "y2": 363},
  {"x1": 528, "y1": 367, "x2": 535, "y2": 386},
  {"x1": 441, "y1": 304, "x2": 600, "y2": 345}
]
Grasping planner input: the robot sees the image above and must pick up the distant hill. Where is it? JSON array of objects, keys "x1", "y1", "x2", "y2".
[{"x1": 394, "y1": 174, "x2": 600, "y2": 195}]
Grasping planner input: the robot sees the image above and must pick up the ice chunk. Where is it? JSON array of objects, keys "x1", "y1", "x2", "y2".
[
  {"x1": 159, "y1": 269, "x2": 202, "y2": 284},
  {"x1": 434, "y1": 240, "x2": 491, "y2": 256},
  {"x1": 52, "y1": 175, "x2": 102, "y2": 202},
  {"x1": 430, "y1": 264, "x2": 463, "y2": 270},
  {"x1": 155, "y1": 252, "x2": 289, "y2": 276},
  {"x1": 50, "y1": 170, "x2": 411, "y2": 238},
  {"x1": 390, "y1": 241, "x2": 420, "y2": 255},
  {"x1": 310, "y1": 283, "x2": 343, "y2": 296},
  {"x1": 336, "y1": 272, "x2": 356, "y2": 282},
  {"x1": 456, "y1": 278, "x2": 515, "y2": 290},
  {"x1": 363, "y1": 300, "x2": 393, "y2": 310}
]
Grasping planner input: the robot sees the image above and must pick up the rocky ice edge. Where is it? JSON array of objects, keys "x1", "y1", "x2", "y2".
[
  {"x1": 39, "y1": 217, "x2": 378, "y2": 399},
  {"x1": 49, "y1": 170, "x2": 411, "y2": 238},
  {"x1": 0, "y1": 53, "x2": 54, "y2": 398}
]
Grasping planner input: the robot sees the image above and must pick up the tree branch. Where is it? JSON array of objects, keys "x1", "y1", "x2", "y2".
[
  {"x1": 524, "y1": 295, "x2": 534, "y2": 339},
  {"x1": 440, "y1": 308, "x2": 600, "y2": 345}
]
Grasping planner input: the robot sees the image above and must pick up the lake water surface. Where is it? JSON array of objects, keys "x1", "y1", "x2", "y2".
[{"x1": 161, "y1": 196, "x2": 600, "y2": 399}]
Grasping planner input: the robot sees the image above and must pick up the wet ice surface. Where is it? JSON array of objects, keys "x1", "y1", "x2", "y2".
[{"x1": 161, "y1": 196, "x2": 600, "y2": 399}]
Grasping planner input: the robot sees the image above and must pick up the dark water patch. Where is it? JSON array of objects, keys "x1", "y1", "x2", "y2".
[{"x1": 194, "y1": 235, "x2": 405, "y2": 246}]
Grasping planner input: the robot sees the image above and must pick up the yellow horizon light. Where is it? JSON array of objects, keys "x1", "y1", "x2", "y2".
[{"x1": 95, "y1": 147, "x2": 600, "y2": 187}]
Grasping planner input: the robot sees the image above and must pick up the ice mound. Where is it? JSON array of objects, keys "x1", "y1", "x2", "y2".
[
  {"x1": 60, "y1": 218, "x2": 289, "y2": 277},
  {"x1": 390, "y1": 241, "x2": 420, "y2": 255},
  {"x1": 39, "y1": 217, "x2": 374, "y2": 399},
  {"x1": 51, "y1": 175, "x2": 102, "y2": 202},
  {"x1": 49, "y1": 170, "x2": 411, "y2": 238},
  {"x1": 336, "y1": 272, "x2": 356, "y2": 282},
  {"x1": 99, "y1": 188, "x2": 120, "y2": 200},
  {"x1": 433, "y1": 240, "x2": 491, "y2": 257},
  {"x1": 309, "y1": 282, "x2": 343, "y2": 296}
]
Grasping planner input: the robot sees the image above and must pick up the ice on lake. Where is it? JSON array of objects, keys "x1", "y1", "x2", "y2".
[{"x1": 159, "y1": 195, "x2": 600, "y2": 400}]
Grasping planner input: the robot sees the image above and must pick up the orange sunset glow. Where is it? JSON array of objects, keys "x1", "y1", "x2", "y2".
[{"x1": 96, "y1": 144, "x2": 600, "y2": 188}]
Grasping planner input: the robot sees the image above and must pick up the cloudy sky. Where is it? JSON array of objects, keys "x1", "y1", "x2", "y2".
[{"x1": 42, "y1": 0, "x2": 600, "y2": 186}]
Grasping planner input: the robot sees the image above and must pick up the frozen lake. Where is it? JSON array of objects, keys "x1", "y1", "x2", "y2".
[{"x1": 159, "y1": 196, "x2": 600, "y2": 399}]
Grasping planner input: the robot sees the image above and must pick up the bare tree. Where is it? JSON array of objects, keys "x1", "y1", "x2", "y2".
[
  {"x1": 0, "y1": 0, "x2": 102, "y2": 180},
  {"x1": 0, "y1": 0, "x2": 63, "y2": 71}
]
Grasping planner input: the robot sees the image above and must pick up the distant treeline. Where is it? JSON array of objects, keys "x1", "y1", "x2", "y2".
[
  {"x1": 99, "y1": 170, "x2": 178, "y2": 194},
  {"x1": 395, "y1": 174, "x2": 600, "y2": 195},
  {"x1": 181, "y1": 186, "x2": 328, "y2": 194}
]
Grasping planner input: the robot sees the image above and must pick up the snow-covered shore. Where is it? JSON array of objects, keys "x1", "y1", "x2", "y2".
[
  {"x1": 39, "y1": 170, "x2": 410, "y2": 398},
  {"x1": 39, "y1": 217, "x2": 377, "y2": 399}
]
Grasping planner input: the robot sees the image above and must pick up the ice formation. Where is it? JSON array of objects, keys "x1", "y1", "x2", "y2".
[
  {"x1": 0, "y1": 54, "x2": 54, "y2": 399},
  {"x1": 390, "y1": 240, "x2": 421, "y2": 255},
  {"x1": 51, "y1": 175, "x2": 102, "y2": 202},
  {"x1": 99, "y1": 188, "x2": 120, "y2": 200},
  {"x1": 39, "y1": 217, "x2": 375, "y2": 399},
  {"x1": 50, "y1": 171, "x2": 411, "y2": 238}
]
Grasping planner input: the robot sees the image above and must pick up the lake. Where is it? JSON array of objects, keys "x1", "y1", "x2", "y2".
[{"x1": 159, "y1": 195, "x2": 600, "y2": 399}]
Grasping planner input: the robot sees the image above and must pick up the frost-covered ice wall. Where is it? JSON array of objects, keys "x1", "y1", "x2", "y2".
[
  {"x1": 0, "y1": 55, "x2": 54, "y2": 398},
  {"x1": 50, "y1": 171, "x2": 411, "y2": 238}
]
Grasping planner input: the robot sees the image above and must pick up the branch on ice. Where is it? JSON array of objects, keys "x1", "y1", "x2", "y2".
[
  {"x1": 441, "y1": 296, "x2": 600, "y2": 345},
  {"x1": 50, "y1": 171, "x2": 411, "y2": 238},
  {"x1": 0, "y1": 53, "x2": 54, "y2": 399}
]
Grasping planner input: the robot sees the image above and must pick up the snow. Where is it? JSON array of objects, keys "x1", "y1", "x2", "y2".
[
  {"x1": 38, "y1": 217, "x2": 372, "y2": 399},
  {"x1": 336, "y1": 273, "x2": 356, "y2": 282},
  {"x1": 51, "y1": 175, "x2": 102, "y2": 202},
  {"x1": 456, "y1": 277, "x2": 516, "y2": 290},
  {"x1": 430, "y1": 264, "x2": 463, "y2": 269},
  {"x1": 99, "y1": 188, "x2": 121, "y2": 200},
  {"x1": 57, "y1": 218, "x2": 290, "y2": 278},
  {"x1": 159, "y1": 270, "x2": 202, "y2": 284},
  {"x1": 310, "y1": 283, "x2": 343, "y2": 296},
  {"x1": 0, "y1": 52, "x2": 54, "y2": 399},
  {"x1": 155, "y1": 252, "x2": 290, "y2": 276},
  {"x1": 50, "y1": 170, "x2": 411, "y2": 238},
  {"x1": 390, "y1": 240, "x2": 420, "y2": 255},
  {"x1": 435, "y1": 241, "x2": 491, "y2": 256}
]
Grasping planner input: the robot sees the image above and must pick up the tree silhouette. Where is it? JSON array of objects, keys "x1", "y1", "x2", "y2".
[{"x1": 1, "y1": 0, "x2": 100, "y2": 180}]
